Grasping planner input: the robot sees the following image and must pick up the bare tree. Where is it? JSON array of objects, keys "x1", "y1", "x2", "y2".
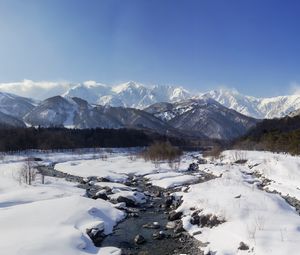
[{"x1": 17, "y1": 158, "x2": 37, "y2": 185}]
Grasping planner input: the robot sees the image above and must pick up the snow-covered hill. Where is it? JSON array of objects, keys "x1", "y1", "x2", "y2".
[{"x1": 201, "y1": 88, "x2": 300, "y2": 119}]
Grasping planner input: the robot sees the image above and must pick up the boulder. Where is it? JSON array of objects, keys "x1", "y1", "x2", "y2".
[
  {"x1": 134, "y1": 234, "x2": 146, "y2": 245},
  {"x1": 166, "y1": 221, "x2": 176, "y2": 229},
  {"x1": 165, "y1": 196, "x2": 174, "y2": 208},
  {"x1": 153, "y1": 231, "x2": 166, "y2": 240},
  {"x1": 116, "y1": 196, "x2": 136, "y2": 207},
  {"x1": 198, "y1": 158, "x2": 207, "y2": 164},
  {"x1": 143, "y1": 222, "x2": 160, "y2": 229},
  {"x1": 168, "y1": 211, "x2": 183, "y2": 221},
  {"x1": 198, "y1": 214, "x2": 225, "y2": 228},
  {"x1": 174, "y1": 220, "x2": 184, "y2": 234},
  {"x1": 188, "y1": 162, "x2": 199, "y2": 171},
  {"x1": 93, "y1": 190, "x2": 108, "y2": 200},
  {"x1": 86, "y1": 228, "x2": 105, "y2": 246},
  {"x1": 190, "y1": 214, "x2": 200, "y2": 225}
]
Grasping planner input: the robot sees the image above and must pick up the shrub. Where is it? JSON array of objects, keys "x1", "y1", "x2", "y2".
[
  {"x1": 232, "y1": 151, "x2": 248, "y2": 164},
  {"x1": 203, "y1": 145, "x2": 223, "y2": 160},
  {"x1": 141, "y1": 141, "x2": 183, "y2": 169}
]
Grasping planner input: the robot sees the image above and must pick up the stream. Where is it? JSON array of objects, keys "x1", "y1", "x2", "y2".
[
  {"x1": 38, "y1": 164, "x2": 214, "y2": 255},
  {"x1": 100, "y1": 175, "x2": 204, "y2": 255}
]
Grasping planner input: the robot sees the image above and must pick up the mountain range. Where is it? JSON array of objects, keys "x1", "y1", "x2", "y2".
[
  {"x1": 0, "y1": 80, "x2": 300, "y2": 119},
  {"x1": 62, "y1": 81, "x2": 191, "y2": 109},
  {"x1": 0, "y1": 92, "x2": 256, "y2": 140},
  {"x1": 201, "y1": 89, "x2": 300, "y2": 119},
  {"x1": 60, "y1": 82, "x2": 300, "y2": 119},
  {"x1": 0, "y1": 80, "x2": 299, "y2": 140}
]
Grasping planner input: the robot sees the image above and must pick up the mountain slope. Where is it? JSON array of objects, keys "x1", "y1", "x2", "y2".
[
  {"x1": 145, "y1": 98, "x2": 258, "y2": 140},
  {"x1": 62, "y1": 81, "x2": 111, "y2": 104},
  {"x1": 24, "y1": 96, "x2": 82, "y2": 128},
  {"x1": 201, "y1": 88, "x2": 300, "y2": 119},
  {"x1": 0, "y1": 111, "x2": 26, "y2": 128},
  {"x1": 0, "y1": 92, "x2": 35, "y2": 119}
]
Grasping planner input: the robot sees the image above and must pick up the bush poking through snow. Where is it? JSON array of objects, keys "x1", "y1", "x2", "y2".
[
  {"x1": 238, "y1": 242, "x2": 249, "y2": 250},
  {"x1": 190, "y1": 213, "x2": 225, "y2": 228},
  {"x1": 232, "y1": 151, "x2": 248, "y2": 164},
  {"x1": 203, "y1": 146, "x2": 223, "y2": 160},
  {"x1": 141, "y1": 141, "x2": 182, "y2": 169},
  {"x1": 100, "y1": 154, "x2": 108, "y2": 161},
  {"x1": 128, "y1": 154, "x2": 137, "y2": 161}
]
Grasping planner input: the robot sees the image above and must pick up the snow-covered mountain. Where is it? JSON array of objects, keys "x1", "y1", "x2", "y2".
[
  {"x1": 145, "y1": 98, "x2": 258, "y2": 140},
  {"x1": 201, "y1": 88, "x2": 300, "y2": 119},
  {"x1": 24, "y1": 96, "x2": 84, "y2": 128},
  {"x1": 3, "y1": 78, "x2": 300, "y2": 130},
  {"x1": 24, "y1": 95, "x2": 257, "y2": 140},
  {"x1": 63, "y1": 81, "x2": 191, "y2": 109},
  {"x1": 1, "y1": 80, "x2": 300, "y2": 119}
]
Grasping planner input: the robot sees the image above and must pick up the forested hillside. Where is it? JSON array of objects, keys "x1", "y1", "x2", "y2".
[{"x1": 235, "y1": 115, "x2": 300, "y2": 154}]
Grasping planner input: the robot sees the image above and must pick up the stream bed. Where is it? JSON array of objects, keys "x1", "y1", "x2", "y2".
[
  {"x1": 38, "y1": 164, "x2": 214, "y2": 255},
  {"x1": 101, "y1": 176, "x2": 204, "y2": 255}
]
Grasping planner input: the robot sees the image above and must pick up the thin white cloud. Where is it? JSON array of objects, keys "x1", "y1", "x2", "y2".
[
  {"x1": 289, "y1": 82, "x2": 300, "y2": 95},
  {"x1": 0, "y1": 79, "x2": 74, "y2": 99}
]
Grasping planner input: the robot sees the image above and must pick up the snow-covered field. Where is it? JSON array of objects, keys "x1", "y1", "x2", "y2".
[
  {"x1": 0, "y1": 156, "x2": 125, "y2": 255},
  {"x1": 1, "y1": 149, "x2": 300, "y2": 255},
  {"x1": 56, "y1": 153, "x2": 194, "y2": 187},
  {"x1": 176, "y1": 150, "x2": 300, "y2": 255},
  {"x1": 0, "y1": 150, "x2": 195, "y2": 255}
]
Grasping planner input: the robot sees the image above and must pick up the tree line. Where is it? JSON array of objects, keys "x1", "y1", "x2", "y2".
[{"x1": 0, "y1": 127, "x2": 191, "y2": 152}]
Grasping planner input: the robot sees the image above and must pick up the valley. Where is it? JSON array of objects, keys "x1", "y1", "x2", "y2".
[
  {"x1": 2, "y1": 1, "x2": 300, "y2": 254},
  {"x1": 1, "y1": 148, "x2": 300, "y2": 254}
]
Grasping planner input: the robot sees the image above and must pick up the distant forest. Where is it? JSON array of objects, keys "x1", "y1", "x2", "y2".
[
  {"x1": 0, "y1": 127, "x2": 199, "y2": 152},
  {"x1": 234, "y1": 116, "x2": 300, "y2": 155}
]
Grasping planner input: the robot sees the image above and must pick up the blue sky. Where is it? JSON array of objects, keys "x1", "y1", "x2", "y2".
[{"x1": 0, "y1": 0, "x2": 300, "y2": 96}]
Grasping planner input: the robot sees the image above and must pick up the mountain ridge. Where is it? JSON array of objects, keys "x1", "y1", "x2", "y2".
[
  {"x1": 200, "y1": 88, "x2": 300, "y2": 119},
  {"x1": 0, "y1": 80, "x2": 300, "y2": 119},
  {"x1": 145, "y1": 98, "x2": 258, "y2": 140}
]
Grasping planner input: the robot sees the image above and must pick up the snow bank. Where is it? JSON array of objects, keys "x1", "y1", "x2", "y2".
[
  {"x1": 223, "y1": 150, "x2": 300, "y2": 200},
  {"x1": 0, "y1": 195, "x2": 124, "y2": 255},
  {"x1": 176, "y1": 150, "x2": 300, "y2": 254},
  {"x1": 146, "y1": 171, "x2": 198, "y2": 189},
  {"x1": 56, "y1": 156, "x2": 156, "y2": 181},
  {"x1": 56, "y1": 154, "x2": 192, "y2": 182},
  {"x1": 0, "y1": 160, "x2": 125, "y2": 255}
]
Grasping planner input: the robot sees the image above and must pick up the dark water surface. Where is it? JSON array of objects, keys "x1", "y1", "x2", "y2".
[{"x1": 101, "y1": 177, "x2": 203, "y2": 255}]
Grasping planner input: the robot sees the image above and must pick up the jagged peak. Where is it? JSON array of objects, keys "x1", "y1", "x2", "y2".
[{"x1": 112, "y1": 81, "x2": 144, "y2": 93}]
